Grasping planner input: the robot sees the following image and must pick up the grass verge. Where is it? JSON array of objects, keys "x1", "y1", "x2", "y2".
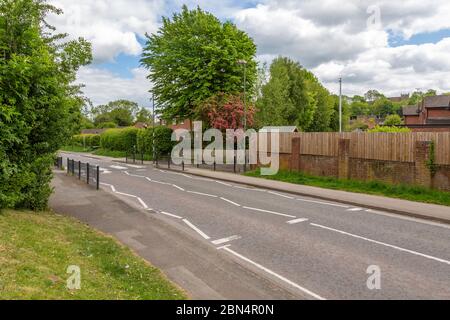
[
  {"x1": 245, "y1": 169, "x2": 450, "y2": 207},
  {"x1": 60, "y1": 145, "x2": 93, "y2": 153},
  {"x1": 92, "y1": 148, "x2": 127, "y2": 158},
  {"x1": 0, "y1": 210, "x2": 186, "y2": 300}
]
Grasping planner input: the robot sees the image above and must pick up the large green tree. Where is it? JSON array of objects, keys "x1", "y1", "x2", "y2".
[
  {"x1": 92, "y1": 100, "x2": 139, "y2": 127},
  {"x1": 0, "y1": 0, "x2": 92, "y2": 209},
  {"x1": 141, "y1": 5, "x2": 257, "y2": 123},
  {"x1": 256, "y1": 57, "x2": 334, "y2": 131}
]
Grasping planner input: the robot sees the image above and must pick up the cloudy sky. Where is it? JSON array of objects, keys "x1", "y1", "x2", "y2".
[{"x1": 48, "y1": 0, "x2": 450, "y2": 108}]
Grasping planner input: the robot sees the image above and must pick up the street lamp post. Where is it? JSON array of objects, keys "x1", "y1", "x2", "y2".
[
  {"x1": 152, "y1": 92, "x2": 156, "y2": 164},
  {"x1": 237, "y1": 59, "x2": 248, "y2": 131},
  {"x1": 339, "y1": 77, "x2": 343, "y2": 133}
]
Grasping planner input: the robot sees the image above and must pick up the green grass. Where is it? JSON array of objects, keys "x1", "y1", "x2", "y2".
[
  {"x1": 245, "y1": 169, "x2": 450, "y2": 207},
  {"x1": 92, "y1": 148, "x2": 127, "y2": 158},
  {"x1": 0, "y1": 210, "x2": 187, "y2": 300},
  {"x1": 60, "y1": 145, "x2": 93, "y2": 153}
]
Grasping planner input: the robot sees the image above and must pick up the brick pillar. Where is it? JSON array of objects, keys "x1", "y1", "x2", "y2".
[
  {"x1": 291, "y1": 136, "x2": 301, "y2": 171},
  {"x1": 414, "y1": 141, "x2": 432, "y2": 188},
  {"x1": 338, "y1": 138, "x2": 350, "y2": 179}
]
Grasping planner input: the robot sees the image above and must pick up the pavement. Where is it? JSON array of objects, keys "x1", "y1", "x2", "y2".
[{"x1": 51, "y1": 151, "x2": 450, "y2": 300}]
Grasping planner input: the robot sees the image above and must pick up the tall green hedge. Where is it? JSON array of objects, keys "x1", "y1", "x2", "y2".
[
  {"x1": 71, "y1": 134, "x2": 100, "y2": 148},
  {"x1": 100, "y1": 128, "x2": 140, "y2": 151},
  {"x1": 136, "y1": 127, "x2": 174, "y2": 157}
]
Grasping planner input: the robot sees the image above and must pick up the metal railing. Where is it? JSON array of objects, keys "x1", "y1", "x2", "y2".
[{"x1": 56, "y1": 156, "x2": 100, "y2": 190}]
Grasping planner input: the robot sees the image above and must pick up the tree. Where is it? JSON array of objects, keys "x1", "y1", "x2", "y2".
[
  {"x1": 92, "y1": 100, "x2": 139, "y2": 127},
  {"x1": 372, "y1": 98, "x2": 400, "y2": 118},
  {"x1": 364, "y1": 90, "x2": 385, "y2": 102},
  {"x1": 135, "y1": 107, "x2": 153, "y2": 124},
  {"x1": 383, "y1": 114, "x2": 404, "y2": 126},
  {"x1": 329, "y1": 95, "x2": 350, "y2": 132},
  {"x1": 408, "y1": 89, "x2": 437, "y2": 105},
  {"x1": 256, "y1": 57, "x2": 333, "y2": 131},
  {"x1": 141, "y1": 5, "x2": 257, "y2": 123},
  {"x1": 350, "y1": 100, "x2": 370, "y2": 117},
  {"x1": 197, "y1": 93, "x2": 255, "y2": 130},
  {"x1": 0, "y1": 0, "x2": 92, "y2": 209}
]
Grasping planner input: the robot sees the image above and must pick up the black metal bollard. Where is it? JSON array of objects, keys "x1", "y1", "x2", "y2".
[
  {"x1": 78, "y1": 161, "x2": 81, "y2": 179},
  {"x1": 67, "y1": 158, "x2": 69, "y2": 174},
  {"x1": 214, "y1": 160, "x2": 216, "y2": 171},
  {"x1": 96, "y1": 166, "x2": 100, "y2": 190},
  {"x1": 168, "y1": 154, "x2": 171, "y2": 169},
  {"x1": 182, "y1": 160, "x2": 185, "y2": 171},
  {"x1": 233, "y1": 156, "x2": 236, "y2": 173},
  {"x1": 86, "y1": 163, "x2": 90, "y2": 185}
]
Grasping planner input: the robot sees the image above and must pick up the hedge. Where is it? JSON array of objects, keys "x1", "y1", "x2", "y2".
[
  {"x1": 136, "y1": 127, "x2": 175, "y2": 157},
  {"x1": 71, "y1": 134, "x2": 101, "y2": 148},
  {"x1": 100, "y1": 127, "x2": 140, "y2": 151}
]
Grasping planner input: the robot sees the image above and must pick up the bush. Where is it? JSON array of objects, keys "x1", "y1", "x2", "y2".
[
  {"x1": 96, "y1": 122, "x2": 117, "y2": 129},
  {"x1": 137, "y1": 128, "x2": 154, "y2": 154},
  {"x1": 71, "y1": 134, "x2": 100, "y2": 148},
  {"x1": 136, "y1": 126, "x2": 175, "y2": 157},
  {"x1": 100, "y1": 128, "x2": 140, "y2": 151},
  {"x1": 368, "y1": 125, "x2": 411, "y2": 133},
  {"x1": 383, "y1": 114, "x2": 404, "y2": 126}
]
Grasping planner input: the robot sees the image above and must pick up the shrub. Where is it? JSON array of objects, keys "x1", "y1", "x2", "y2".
[
  {"x1": 136, "y1": 126, "x2": 175, "y2": 157},
  {"x1": 71, "y1": 134, "x2": 100, "y2": 148},
  {"x1": 383, "y1": 114, "x2": 404, "y2": 126},
  {"x1": 100, "y1": 128, "x2": 140, "y2": 151},
  {"x1": 368, "y1": 125, "x2": 411, "y2": 133},
  {"x1": 137, "y1": 128, "x2": 154, "y2": 154},
  {"x1": 96, "y1": 122, "x2": 117, "y2": 129}
]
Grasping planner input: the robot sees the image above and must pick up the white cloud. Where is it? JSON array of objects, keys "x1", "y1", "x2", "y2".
[
  {"x1": 48, "y1": 0, "x2": 163, "y2": 62},
  {"x1": 76, "y1": 67, "x2": 152, "y2": 107}
]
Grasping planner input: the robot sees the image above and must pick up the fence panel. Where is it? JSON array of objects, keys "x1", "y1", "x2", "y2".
[{"x1": 278, "y1": 132, "x2": 450, "y2": 165}]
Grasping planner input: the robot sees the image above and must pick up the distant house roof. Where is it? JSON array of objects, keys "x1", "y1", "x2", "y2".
[
  {"x1": 423, "y1": 95, "x2": 450, "y2": 108},
  {"x1": 260, "y1": 126, "x2": 299, "y2": 133},
  {"x1": 402, "y1": 105, "x2": 420, "y2": 116}
]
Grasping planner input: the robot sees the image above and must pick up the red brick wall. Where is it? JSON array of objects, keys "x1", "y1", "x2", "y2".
[
  {"x1": 405, "y1": 115, "x2": 421, "y2": 125},
  {"x1": 427, "y1": 109, "x2": 450, "y2": 118}
]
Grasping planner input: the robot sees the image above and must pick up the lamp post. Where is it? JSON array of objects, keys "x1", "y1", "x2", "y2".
[
  {"x1": 152, "y1": 92, "x2": 156, "y2": 164},
  {"x1": 237, "y1": 59, "x2": 248, "y2": 131},
  {"x1": 339, "y1": 77, "x2": 343, "y2": 133}
]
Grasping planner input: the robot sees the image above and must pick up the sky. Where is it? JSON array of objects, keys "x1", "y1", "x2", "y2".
[{"x1": 48, "y1": 0, "x2": 450, "y2": 108}]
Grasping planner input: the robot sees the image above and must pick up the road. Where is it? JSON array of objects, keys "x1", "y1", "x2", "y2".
[{"x1": 60, "y1": 152, "x2": 450, "y2": 300}]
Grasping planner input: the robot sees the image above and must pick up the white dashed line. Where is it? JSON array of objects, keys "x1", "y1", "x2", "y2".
[
  {"x1": 243, "y1": 206, "x2": 296, "y2": 218},
  {"x1": 137, "y1": 197, "x2": 148, "y2": 209},
  {"x1": 219, "y1": 246, "x2": 326, "y2": 300},
  {"x1": 212, "y1": 235, "x2": 241, "y2": 245},
  {"x1": 110, "y1": 165, "x2": 128, "y2": 170},
  {"x1": 287, "y1": 218, "x2": 309, "y2": 225},
  {"x1": 172, "y1": 184, "x2": 186, "y2": 191},
  {"x1": 268, "y1": 191, "x2": 294, "y2": 199},
  {"x1": 347, "y1": 208, "x2": 364, "y2": 212},
  {"x1": 296, "y1": 198, "x2": 350, "y2": 208},
  {"x1": 160, "y1": 211, "x2": 183, "y2": 219},
  {"x1": 311, "y1": 223, "x2": 450, "y2": 266},
  {"x1": 220, "y1": 197, "x2": 241, "y2": 207},
  {"x1": 215, "y1": 181, "x2": 233, "y2": 187},
  {"x1": 187, "y1": 191, "x2": 217, "y2": 198},
  {"x1": 183, "y1": 219, "x2": 211, "y2": 240}
]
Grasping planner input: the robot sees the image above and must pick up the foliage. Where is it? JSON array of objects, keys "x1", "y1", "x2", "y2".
[
  {"x1": 197, "y1": 93, "x2": 255, "y2": 130},
  {"x1": 408, "y1": 89, "x2": 437, "y2": 105},
  {"x1": 97, "y1": 121, "x2": 117, "y2": 129},
  {"x1": 256, "y1": 57, "x2": 336, "y2": 132},
  {"x1": 350, "y1": 100, "x2": 370, "y2": 117},
  {"x1": 371, "y1": 98, "x2": 401, "y2": 118},
  {"x1": 349, "y1": 120, "x2": 369, "y2": 132},
  {"x1": 329, "y1": 94, "x2": 350, "y2": 132},
  {"x1": 0, "y1": 0, "x2": 92, "y2": 210},
  {"x1": 70, "y1": 134, "x2": 100, "y2": 148},
  {"x1": 153, "y1": 126, "x2": 175, "y2": 156},
  {"x1": 135, "y1": 107, "x2": 153, "y2": 124},
  {"x1": 100, "y1": 128, "x2": 140, "y2": 151},
  {"x1": 141, "y1": 5, "x2": 257, "y2": 121},
  {"x1": 364, "y1": 90, "x2": 385, "y2": 102},
  {"x1": 383, "y1": 114, "x2": 404, "y2": 126},
  {"x1": 368, "y1": 125, "x2": 411, "y2": 133},
  {"x1": 92, "y1": 100, "x2": 139, "y2": 127},
  {"x1": 0, "y1": 210, "x2": 186, "y2": 299},
  {"x1": 426, "y1": 141, "x2": 437, "y2": 176},
  {"x1": 245, "y1": 169, "x2": 450, "y2": 207}
]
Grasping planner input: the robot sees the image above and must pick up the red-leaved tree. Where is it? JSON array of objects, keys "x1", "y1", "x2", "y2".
[{"x1": 199, "y1": 93, "x2": 255, "y2": 130}]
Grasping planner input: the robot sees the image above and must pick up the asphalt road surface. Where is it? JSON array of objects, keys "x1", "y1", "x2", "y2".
[{"x1": 60, "y1": 152, "x2": 450, "y2": 300}]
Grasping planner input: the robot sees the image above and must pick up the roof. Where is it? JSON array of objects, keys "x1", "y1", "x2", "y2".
[
  {"x1": 402, "y1": 105, "x2": 420, "y2": 116},
  {"x1": 260, "y1": 126, "x2": 299, "y2": 133},
  {"x1": 423, "y1": 95, "x2": 450, "y2": 108},
  {"x1": 426, "y1": 118, "x2": 450, "y2": 125}
]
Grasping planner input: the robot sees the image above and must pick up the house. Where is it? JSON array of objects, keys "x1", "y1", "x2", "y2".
[
  {"x1": 160, "y1": 118, "x2": 192, "y2": 131},
  {"x1": 402, "y1": 95, "x2": 450, "y2": 132},
  {"x1": 389, "y1": 94, "x2": 410, "y2": 103}
]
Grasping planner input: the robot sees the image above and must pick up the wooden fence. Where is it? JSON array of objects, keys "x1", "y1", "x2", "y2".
[{"x1": 275, "y1": 132, "x2": 450, "y2": 165}]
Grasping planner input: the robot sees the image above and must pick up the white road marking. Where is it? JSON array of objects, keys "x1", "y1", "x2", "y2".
[
  {"x1": 216, "y1": 244, "x2": 231, "y2": 250},
  {"x1": 187, "y1": 191, "x2": 217, "y2": 198},
  {"x1": 126, "y1": 164, "x2": 146, "y2": 169},
  {"x1": 220, "y1": 197, "x2": 241, "y2": 207},
  {"x1": 215, "y1": 181, "x2": 233, "y2": 187},
  {"x1": 124, "y1": 171, "x2": 146, "y2": 178},
  {"x1": 137, "y1": 197, "x2": 149, "y2": 209},
  {"x1": 150, "y1": 179, "x2": 172, "y2": 186},
  {"x1": 243, "y1": 206, "x2": 296, "y2": 219},
  {"x1": 234, "y1": 186, "x2": 266, "y2": 192},
  {"x1": 311, "y1": 223, "x2": 450, "y2": 266},
  {"x1": 364, "y1": 209, "x2": 450, "y2": 230},
  {"x1": 115, "y1": 191, "x2": 138, "y2": 198},
  {"x1": 268, "y1": 191, "x2": 295, "y2": 199},
  {"x1": 110, "y1": 165, "x2": 128, "y2": 170},
  {"x1": 100, "y1": 182, "x2": 116, "y2": 193},
  {"x1": 160, "y1": 211, "x2": 183, "y2": 219},
  {"x1": 347, "y1": 208, "x2": 364, "y2": 212},
  {"x1": 287, "y1": 218, "x2": 309, "y2": 225},
  {"x1": 212, "y1": 235, "x2": 241, "y2": 245},
  {"x1": 183, "y1": 219, "x2": 211, "y2": 240},
  {"x1": 219, "y1": 246, "x2": 326, "y2": 300},
  {"x1": 172, "y1": 184, "x2": 186, "y2": 191},
  {"x1": 296, "y1": 198, "x2": 350, "y2": 208}
]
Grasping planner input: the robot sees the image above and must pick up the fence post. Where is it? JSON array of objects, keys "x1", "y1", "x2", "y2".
[
  {"x1": 87, "y1": 163, "x2": 90, "y2": 185},
  {"x1": 96, "y1": 166, "x2": 100, "y2": 190},
  {"x1": 182, "y1": 160, "x2": 185, "y2": 171},
  {"x1": 168, "y1": 153, "x2": 171, "y2": 169},
  {"x1": 414, "y1": 141, "x2": 433, "y2": 188},
  {"x1": 155, "y1": 153, "x2": 159, "y2": 168},
  {"x1": 78, "y1": 161, "x2": 81, "y2": 179},
  {"x1": 233, "y1": 155, "x2": 236, "y2": 173},
  {"x1": 338, "y1": 138, "x2": 350, "y2": 179},
  {"x1": 214, "y1": 160, "x2": 216, "y2": 171}
]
